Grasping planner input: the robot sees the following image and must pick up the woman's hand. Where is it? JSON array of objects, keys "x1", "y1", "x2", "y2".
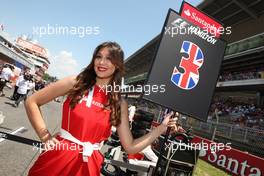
[
  {"x1": 164, "y1": 112, "x2": 185, "y2": 133},
  {"x1": 160, "y1": 111, "x2": 178, "y2": 133},
  {"x1": 41, "y1": 132, "x2": 60, "y2": 151},
  {"x1": 171, "y1": 124, "x2": 185, "y2": 133}
]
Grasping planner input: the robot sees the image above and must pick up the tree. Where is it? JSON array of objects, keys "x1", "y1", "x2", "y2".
[{"x1": 43, "y1": 73, "x2": 57, "y2": 82}]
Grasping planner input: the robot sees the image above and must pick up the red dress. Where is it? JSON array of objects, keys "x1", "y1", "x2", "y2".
[{"x1": 28, "y1": 85, "x2": 112, "y2": 176}]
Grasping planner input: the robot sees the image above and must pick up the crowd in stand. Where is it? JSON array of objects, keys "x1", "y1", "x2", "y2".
[
  {"x1": 128, "y1": 95, "x2": 264, "y2": 131},
  {"x1": 219, "y1": 69, "x2": 263, "y2": 82},
  {"x1": 210, "y1": 99, "x2": 264, "y2": 130}
]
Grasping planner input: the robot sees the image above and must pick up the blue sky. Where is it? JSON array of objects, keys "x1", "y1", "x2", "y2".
[{"x1": 0, "y1": 0, "x2": 202, "y2": 78}]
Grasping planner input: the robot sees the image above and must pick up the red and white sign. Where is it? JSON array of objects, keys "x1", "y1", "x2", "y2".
[
  {"x1": 192, "y1": 136, "x2": 263, "y2": 176},
  {"x1": 180, "y1": 2, "x2": 223, "y2": 38},
  {"x1": 16, "y1": 38, "x2": 48, "y2": 58}
]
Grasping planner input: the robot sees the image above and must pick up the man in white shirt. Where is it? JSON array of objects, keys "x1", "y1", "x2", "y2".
[
  {"x1": 14, "y1": 74, "x2": 30, "y2": 107},
  {"x1": 11, "y1": 69, "x2": 31, "y2": 100},
  {"x1": 27, "y1": 79, "x2": 35, "y2": 96},
  {"x1": 0, "y1": 65, "x2": 14, "y2": 96},
  {"x1": 128, "y1": 104, "x2": 136, "y2": 129},
  {"x1": 11, "y1": 74, "x2": 24, "y2": 100},
  {"x1": 128, "y1": 105, "x2": 136, "y2": 122}
]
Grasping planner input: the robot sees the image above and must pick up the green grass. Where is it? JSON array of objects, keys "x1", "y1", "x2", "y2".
[{"x1": 193, "y1": 159, "x2": 230, "y2": 176}]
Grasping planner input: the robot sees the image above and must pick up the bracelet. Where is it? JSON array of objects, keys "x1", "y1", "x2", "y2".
[
  {"x1": 39, "y1": 129, "x2": 51, "y2": 142},
  {"x1": 40, "y1": 133, "x2": 52, "y2": 143}
]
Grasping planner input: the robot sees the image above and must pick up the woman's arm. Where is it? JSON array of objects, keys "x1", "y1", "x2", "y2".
[
  {"x1": 117, "y1": 99, "x2": 175, "y2": 154},
  {"x1": 24, "y1": 75, "x2": 76, "y2": 143}
]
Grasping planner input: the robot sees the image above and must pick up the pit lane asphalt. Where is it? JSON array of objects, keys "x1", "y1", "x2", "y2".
[
  {"x1": 0, "y1": 87, "x2": 120, "y2": 176},
  {"x1": 0, "y1": 87, "x2": 63, "y2": 176}
]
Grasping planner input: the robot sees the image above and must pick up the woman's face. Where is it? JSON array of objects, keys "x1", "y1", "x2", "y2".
[{"x1": 94, "y1": 47, "x2": 116, "y2": 79}]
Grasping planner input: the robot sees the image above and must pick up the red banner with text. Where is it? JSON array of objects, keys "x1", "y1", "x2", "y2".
[{"x1": 192, "y1": 136, "x2": 263, "y2": 176}]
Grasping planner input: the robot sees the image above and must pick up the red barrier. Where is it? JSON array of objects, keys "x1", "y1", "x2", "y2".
[{"x1": 192, "y1": 136, "x2": 264, "y2": 176}]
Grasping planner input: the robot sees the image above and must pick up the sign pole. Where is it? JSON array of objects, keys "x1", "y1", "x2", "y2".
[{"x1": 153, "y1": 109, "x2": 175, "y2": 175}]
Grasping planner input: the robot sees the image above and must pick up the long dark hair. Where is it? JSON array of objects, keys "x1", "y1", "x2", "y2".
[{"x1": 67, "y1": 42, "x2": 125, "y2": 127}]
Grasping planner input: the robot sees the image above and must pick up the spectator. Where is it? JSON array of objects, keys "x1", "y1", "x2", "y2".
[
  {"x1": 11, "y1": 69, "x2": 31, "y2": 100},
  {"x1": 14, "y1": 74, "x2": 31, "y2": 107},
  {"x1": 35, "y1": 80, "x2": 45, "y2": 91},
  {"x1": 128, "y1": 104, "x2": 136, "y2": 128},
  {"x1": 0, "y1": 64, "x2": 14, "y2": 96},
  {"x1": 27, "y1": 76, "x2": 35, "y2": 96},
  {"x1": 11, "y1": 74, "x2": 24, "y2": 100}
]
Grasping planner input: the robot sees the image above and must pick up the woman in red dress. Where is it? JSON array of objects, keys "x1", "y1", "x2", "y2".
[{"x1": 25, "y1": 42, "x2": 176, "y2": 176}]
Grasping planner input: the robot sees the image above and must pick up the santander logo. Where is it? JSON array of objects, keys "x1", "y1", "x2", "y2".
[
  {"x1": 205, "y1": 151, "x2": 261, "y2": 176},
  {"x1": 184, "y1": 9, "x2": 191, "y2": 16},
  {"x1": 181, "y1": 2, "x2": 223, "y2": 38},
  {"x1": 197, "y1": 140, "x2": 262, "y2": 176}
]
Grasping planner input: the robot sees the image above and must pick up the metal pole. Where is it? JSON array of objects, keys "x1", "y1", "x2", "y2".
[
  {"x1": 153, "y1": 109, "x2": 174, "y2": 176},
  {"x1": 211, "y1": 108, "x2": 219, "y2": 141},
  {"x1": 243, "y1": 128, "x2": 248, "y2": 142},
  {"x1": 229, "y1": 125, "x2": 233, "y2": 138}
]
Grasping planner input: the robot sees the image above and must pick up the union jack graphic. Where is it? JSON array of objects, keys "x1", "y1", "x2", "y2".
[{"x1": 171, "y1": 41, "x2": 204, "y2": 90}]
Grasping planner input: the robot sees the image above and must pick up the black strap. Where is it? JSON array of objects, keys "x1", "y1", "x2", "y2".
[{"x1": 0, "y1": 131, "x2": 42, "y2": 147}]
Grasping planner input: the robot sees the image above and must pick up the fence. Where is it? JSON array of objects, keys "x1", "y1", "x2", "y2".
[
  {"x1": 128, "y1": 98, "x2": 264, "y2": 158},
  {"x1": 181, "y1": 117, "x2": 264, "y2": 158}
]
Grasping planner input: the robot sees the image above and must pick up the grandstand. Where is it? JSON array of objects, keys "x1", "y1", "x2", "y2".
[
  {"x1": 124, "y1": 0, "x2": 264, "y2": 158},
  {"x1": 0, "y1": 31, "x2": 50, "y2": 78},
  {"x1": 0, "y1": 32, "x2": 34, "y2": 69}
]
